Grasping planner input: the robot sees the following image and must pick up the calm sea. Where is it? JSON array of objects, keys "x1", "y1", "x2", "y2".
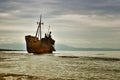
[
  {"x1": 0, "y1": 51, "x2": 120, "y2": 80},
  {"x1": 55, "y1": 51, "x2": 120, "y2": 58},
  {"x1": 2, "y1": 50, "x2": 120, "y2": 58}
]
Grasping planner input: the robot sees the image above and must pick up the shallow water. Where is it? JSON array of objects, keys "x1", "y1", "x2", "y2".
[
  {"x1": 55, "y1": 51, "x2": 120, "y2": 58},
  {"x1": 0, "y1": 51, "x2": 120, "y2": 80}
]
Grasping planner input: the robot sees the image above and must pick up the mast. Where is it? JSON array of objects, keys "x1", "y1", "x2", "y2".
[
  {"x1": 39, "y1": 15, "x2": 42, "y2": 39},
  {"x1": 35, "y1": 15, "x2": 43, "y2": 39},
  {"x1": 48, "y1": 25, "x2": 50, "y2": 33}
]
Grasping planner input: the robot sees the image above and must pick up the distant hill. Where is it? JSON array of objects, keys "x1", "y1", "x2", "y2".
[{"x1": 56, "y1": 44, "x2": 120, "y2": 51}]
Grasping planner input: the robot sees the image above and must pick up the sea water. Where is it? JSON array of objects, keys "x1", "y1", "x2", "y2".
[
  {"x1": 55, "y1": 51, "x2": 120, "y2": 58},
  {"x1": 0, "y1": 51, "x2": 120, "y2": 80}
]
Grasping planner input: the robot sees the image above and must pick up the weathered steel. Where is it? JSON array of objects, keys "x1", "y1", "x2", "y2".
[{"x1": 25, "y1": 15, "x2": 55, "y2": 54}]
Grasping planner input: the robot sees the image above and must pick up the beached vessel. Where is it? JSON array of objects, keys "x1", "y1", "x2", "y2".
[{"x1": 25, "y1": 15, "x2": 55, "y2": 54}]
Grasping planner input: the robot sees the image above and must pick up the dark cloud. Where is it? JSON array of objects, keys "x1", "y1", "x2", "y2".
[
  {"x1": 0, "y1": 0, "x2": 120, "y2": 48},
  {"x1": 48, "y1": 0, "x2": 120, "y2": 16},
  {"x1": 1, "y1": 0, "x2": 120, "y2": 18}
]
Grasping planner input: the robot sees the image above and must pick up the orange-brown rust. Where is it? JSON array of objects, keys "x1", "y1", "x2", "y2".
[{"x1": 25, "y1": 35, "x2": 55, "y2": 54}]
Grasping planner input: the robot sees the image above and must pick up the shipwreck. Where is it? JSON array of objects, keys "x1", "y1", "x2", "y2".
[{"x1": 25, "y1": 15, "x2": 55, "y2": 54}]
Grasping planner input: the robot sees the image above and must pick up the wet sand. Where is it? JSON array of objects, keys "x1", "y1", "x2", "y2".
[{"x1": 0, "y1": 51, "x2": 120, "y2": 80}]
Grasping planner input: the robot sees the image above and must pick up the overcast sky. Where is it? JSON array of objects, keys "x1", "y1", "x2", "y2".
[{"x1": 0, "y1": 0, "x2": 120, "y2": 49}]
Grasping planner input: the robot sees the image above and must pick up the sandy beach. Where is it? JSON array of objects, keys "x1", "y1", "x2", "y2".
[{"x1": 0, "y1": 51, "x2": 120, "y2": 80}]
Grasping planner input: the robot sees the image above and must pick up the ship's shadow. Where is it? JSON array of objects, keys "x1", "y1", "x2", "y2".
[{"x1": 32, "y1": 53, "x2": 53, "y2": 56}]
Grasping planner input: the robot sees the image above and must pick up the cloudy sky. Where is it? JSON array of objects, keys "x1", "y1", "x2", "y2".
[{"x1": 0, "y1": 0, "x2": 120, "y2": 50}]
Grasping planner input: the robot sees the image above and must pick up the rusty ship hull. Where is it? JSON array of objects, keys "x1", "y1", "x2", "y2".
[{"x1": 25, "y1": 35, "x2": 55, "y2": 54}]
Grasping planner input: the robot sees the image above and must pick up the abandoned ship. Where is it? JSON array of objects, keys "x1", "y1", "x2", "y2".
[{"x1": 25, "y1": 15, "x2": 55, "y2": 54}]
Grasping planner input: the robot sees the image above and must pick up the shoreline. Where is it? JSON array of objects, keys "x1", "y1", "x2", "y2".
[{"x1": 0, "y1": 49, "x2": 25, "y2": 51}]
